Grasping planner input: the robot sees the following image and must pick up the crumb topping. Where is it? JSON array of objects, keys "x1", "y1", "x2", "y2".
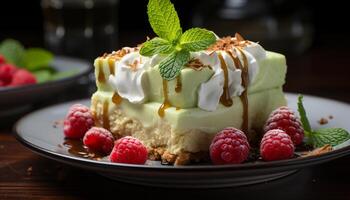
[
  {"x1": 100, "y1": 47, "x2": 139, "y2": 60},
  {"x1": 301, "y1": 144, "x2": 333, "y2": 157},
  {"x1": 207, "y1": 33, "x2": 252, "y2": 52},
  {"x1": 186, "y1": 58, "x2": 210, "y2": 71},
  {"x1": 318, "y1": 118, "x2": 329, "y2": 125},
  {"x1": 127, "y1": 59, "x2": 140, "y2": 71}
]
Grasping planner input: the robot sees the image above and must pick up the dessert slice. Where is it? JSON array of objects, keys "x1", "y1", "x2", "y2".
[
  {"x1": 91, "y1": 0, "x2": 287, "y2": 165},
  {"x1": 91, "y1": 37, "x2": 287, "y2": 165}
]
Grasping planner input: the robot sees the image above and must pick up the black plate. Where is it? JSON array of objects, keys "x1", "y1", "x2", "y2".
[
  {"x1": 14, "y1": 93, "x2": 350, "y2": 188},
  {"x1": 0, "y1": 56, "x2": 91, "y2": 110}
]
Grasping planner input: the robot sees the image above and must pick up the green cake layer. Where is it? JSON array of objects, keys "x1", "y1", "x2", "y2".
[{"x1": 94, "y1": 51, "x2": 286, "y2": 108}]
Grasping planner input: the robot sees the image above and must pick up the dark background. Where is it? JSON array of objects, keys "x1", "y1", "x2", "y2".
[
  {"x1": 0, "y1": 0, "x2": 348, "y2": 49},
  {"x1": 1, "y1": 0, "x2": 349, "y2": 100}
]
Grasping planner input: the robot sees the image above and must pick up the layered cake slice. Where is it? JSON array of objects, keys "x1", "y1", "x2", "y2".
[
  {"x1": 90, "y1": 0, "x2": 287, "y2": 165},
  {"x1": 91, "y1": 34, "x2": 287, "y2": 164}
]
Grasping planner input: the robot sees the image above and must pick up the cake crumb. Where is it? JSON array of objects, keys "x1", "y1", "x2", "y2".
[
  {"x1": 318, "y1": 118, "x2": 328, "y2": 125},
  {"x1": 329, "y1": 115, "x2": 334, "y2": 119},
  {"x1": 186, "y1": 58, "x2": 208, "y2": 71},
  {"x1": 53, "y1": 120, "x2": 64, "y2": 128},
  {"x1": 301, "y1": 145, "x2": 332, "y2": 157}
]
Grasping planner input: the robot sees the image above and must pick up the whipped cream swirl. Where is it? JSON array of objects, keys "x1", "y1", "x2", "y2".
[
  {"x1": 107, "y1": 40, "x2": 266, "y2": 112},
  {"x1": 109, "y1": 52, "x2": 151, "y2": 103},
  {"x1": 197, "y1": 42, "x2": 266, "y2": 111}
]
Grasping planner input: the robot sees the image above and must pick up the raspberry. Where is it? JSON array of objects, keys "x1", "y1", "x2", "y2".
[
  {"x1": 0, "y1": 64, "x2": 17, "y2": 85},
  {"x1": 209, "y1": 127, "x2": 250, "y2": 165},
  {"x1": 0, "y1": 55, "x2": 6, "y2": 64},
  {"x1": 260, "y1": 129, "x2": 295, "y2": 161},
  {"x1": 83, "y1": 127, "x2": 114, "y2": 154},
  {"x1": 64, "y1": 104, "x2": 95, "y2": 139},
  {"x1": 264, "y1": 106, "x2": 304, "y2": 145},
  {"x1": 110, "y1": 136, "x2": 148, "y2": 165},
  {"x1": 9, "y1": 69, "x2": 37, "y2": 86}
]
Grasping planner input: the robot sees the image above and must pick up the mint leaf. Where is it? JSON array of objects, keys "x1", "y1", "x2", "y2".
[
  {"x1": 298, "y1": 95, "x2": 350, "y2": 148},
  {"x1": 0, "y1": 39, "x2": 25, "y2": 66},
  {"x1": 33, "y1": 70, "x2": 52, "y2": 83},
  {"x1": 159, "y1": 50, "x2": 190, "y2": 80},
  {"x1": 297, "y1": 95, "x2": 312, "y2": 133},
  {"x1": 140, "y1": 37, "x2": 175, "y2": 56},
  {"x1": 22, "y1": 48, "x2": 54, "y2": 71},
  {"x1": 50, "y1": 69, "x2": 79, "y2": 81},
  {"x1": 180, "y1": 28, "x2": 216, "y2": 51},
  {"x1": 310, "y1": 128, "x2": 350, "y2": 148},
  {"x1": 147, "y1": 0, "x2": 182, "y2": 41}
]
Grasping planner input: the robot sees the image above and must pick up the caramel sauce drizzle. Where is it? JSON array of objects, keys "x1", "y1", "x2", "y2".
[
  {"x1": 218, "y1": 53, "x2": 233, "y2": 107},
  {"x1": 97, "y1": 59, "x2": 106, "y2": 83},
  {"x1": 108, "y1": 59, "x2": 115, "y2": 75},
  {"x1": 175, "y1": 75, "x2": 182, "y2": 93},
  {"x1": 112, "y1": 92, "x2": 122, "y2": 105},
  {"x1": 158, "y1": 79, "x2": 172, "y2": 118},
  {"x1": 63, "y1": 139, "x2": 103, "y2": 160},
  {"x1": 91, "y1": 110, "x2": 100, "y2": 127},
  {"x1": 102, "y1": 100, "x2": 110, "y2": 130},
  {"x1": 236, "y1": 48, "x2": 249, "y2": 134}
]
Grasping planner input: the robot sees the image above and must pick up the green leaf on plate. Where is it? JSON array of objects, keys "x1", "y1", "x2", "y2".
[
  {"x1": 33, "y1": 70, "x2": 52, "y2": 83},
  {"x1": 22, "y1": 48, "x2": 54, "y2": 71},
  {"x1": 310, "y1": 128, "x2": 350, "y2": 148},
  {"x1": 297, "y1": 95, "x2": 312, "y2": 133},
  {"x1": 50, "y1": 69, "x2": 79, "y2": 81},
  {"x1": 0, "y1": 39, "x2": 25, "y2": 66}
]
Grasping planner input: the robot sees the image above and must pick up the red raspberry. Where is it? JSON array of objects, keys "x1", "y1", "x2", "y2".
[
  {"x1": 260, "y1": 129, "x2": 295, "y2": 161},
  {"x1": 0, "y1": 55, "x2": 6, "y2": 64},
  {"x1": 0, "y1": 64, "x2": 17, "y2": 85},
  {"x1": 110, "y1": 136, "x2": 148, "y2": 165},
  {"x1": 64, "y1": 104, "x2": 95, "y2": 139},
  {"x1": 264, "y1": 106, "x2": 304, "y2": 145},
  {"x1": 9, "y1": 69, "x2": 37, "y2": 86},
  {"x1": 83, "y1": 127, "x2": 114, "y2": 154},
  {"x1": 210, "y1": 127, "x2": 250, "y2": 165}
]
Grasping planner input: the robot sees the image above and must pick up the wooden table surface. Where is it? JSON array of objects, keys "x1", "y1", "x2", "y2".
[{"x1": 1, "y1": 45, "x2": 350, "y2": 200}]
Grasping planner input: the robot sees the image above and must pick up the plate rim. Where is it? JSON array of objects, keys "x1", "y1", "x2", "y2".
[{"x1": 13, "y1": 93, "x2": 350, "y2": 172}]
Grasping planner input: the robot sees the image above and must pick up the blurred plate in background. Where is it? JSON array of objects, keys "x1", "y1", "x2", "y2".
[{"x1": 0, "y1": 56, "x2": 91, "y2": 112}]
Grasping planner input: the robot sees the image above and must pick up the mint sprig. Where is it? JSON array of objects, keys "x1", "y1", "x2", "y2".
[
  {"x1": 0, "y1": 39, "x2": 53, "y2": 71},
  {"x1": 22, "y1": 48, "x2": 54, "y2": 71},
  {"x1": 159, "y1": 50, "x2": 190, "y2": 80},
  {"x1": 179, "y1": 28, "x2": 216, "y2": 52},
  {"x1": 0, "y1": 39, "x2": 25, "y2": 66},
  {"x1": 147, "y1": 0, "x2": 182, "y2": 41},
  {"x1": 297, "y1": 95, "x2": 350, "y2": 148},
  {"x1": 140, "y1": 37, "x2": 175, "y2": 56},
  {"x1": 140, "y1": 0, "x2": 216, "y2": 80}
]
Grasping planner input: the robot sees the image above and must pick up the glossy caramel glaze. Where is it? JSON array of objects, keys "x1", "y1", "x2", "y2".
[
  {"x1": 97, "y1": 59, "x2": 106, "y2": 83},
  {"x1": 175, "y1": 75, "x2": 182, "y2": 93},
  {"x1": 218, "y1": 53, "x2": 233, "y2": 107},
  {"x1": 108, "y1": 59, "x2": 115, "y2": 75},
  {"x1": 102, "y1": 100, "x2": 110, "y2": 130},
  {"x1": 158, "y1": 79, "x2": 172, "y2": 118},
  {"x1": 112, "y1": 92, "x2": 122, "y2": 105}
]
